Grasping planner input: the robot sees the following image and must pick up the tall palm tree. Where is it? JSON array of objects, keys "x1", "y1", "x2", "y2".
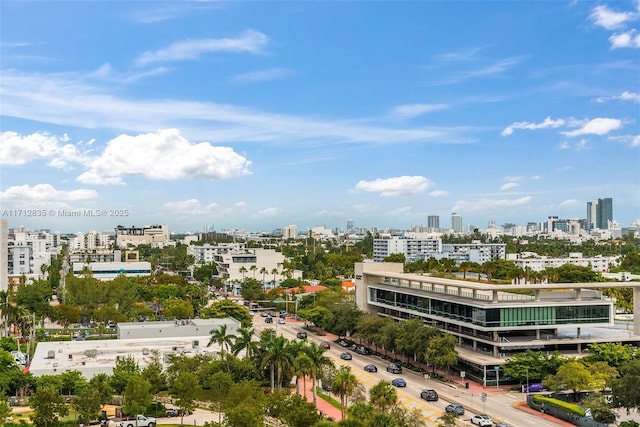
[
  {"x1": 293, "y1": 353, "x2": 314, "y2": 398},
  {"x1": 260, "y1": 267, "x2": 267, "y2": 290},
  {"x1": 238, "y1": 266, "x2": 248, "y2": 282},
  {"x1": 303, "y1": 342, "x2": 334, "y2": 407},
  {"x1": 332, "y1": 366, "x2": 359, "y2": 419},
  {"x1": 231, "y1": 326, "x2": 255, "y2": 358},
  {"x1": 369, "y1": 380, "x2": 397, "y2": 413},
  {"x1": 260, "y1": 335, "x2": 294, "y2": 392},
  {"x1": 207, "y1": 324, "x2": 234, "y2": 356},
  {"x1": 250, "y1": 265, "x2": 257, "y2": 279},
  {"x1": 271, "y1": 268, "x2": 278, "y2": 285}
]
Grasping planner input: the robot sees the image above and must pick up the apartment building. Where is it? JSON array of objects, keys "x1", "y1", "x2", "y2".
[{"x1": 506, "y1": 252, "x2": 620, "y2": 273}]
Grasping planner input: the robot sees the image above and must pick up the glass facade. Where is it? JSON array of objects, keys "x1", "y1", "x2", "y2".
[{"x1": 370, "y1": 287, "x2": 610, "y2": 328}]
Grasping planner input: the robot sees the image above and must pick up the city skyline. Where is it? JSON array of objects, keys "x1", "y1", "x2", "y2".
[{"x1": 1, "y1": 1, "x2": 639, "y2": 233}]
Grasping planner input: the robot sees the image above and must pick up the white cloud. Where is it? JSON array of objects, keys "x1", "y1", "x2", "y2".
[
  {"x1": 589, "y1": 5, "x2": 637, "y2": 29},
  {"x1": 76, "y1": 129, "x2": 251, "y2": 185},
  {"x1": 609, "y1": 30, "x2": 640, "y2": 48},
  {"x1": 258, "y1": 207, "x2": 282, "y2": 216},
  {"x1": 390, "y1": 103, "x2": 449, "y2": 120},
  {"x1": 230, "y1": 68, "x2": 293, "y2": 84},
  {"x1": 1, "y1": 71, "x2": 459, "y2": 146},
  {"x1": 390, "y1": 206, "x2": 412, "y2": 216},
  {"x1": 354, "y1": 176, "x2": 431, "y2": 197},
  {"x1": 452, "y1": 196, "x2": 532, "y2": 213},
  {"x1": 135, "y1": 30, "x2": 268, "y2": 66},
  {"x1": 558, "y1": 199, "x2": 580, "y2": 208},
  {"x1": 632, "y1": 135, "x2": 640, "y2": 147},
  {"x1": 437, "y1": 56, "x2": 527, "y2": 85},
  {"x1": 501, "y1": 116, "x2": 565, "y2": 136},
  {"x1": 563, "y1": 118, "x2": 622, "y2": 137},
  {"x1": 352, "y1": 203, "x2": 377, "y2": 213},
  {"x1": 0, "y1": 131, "x2": 84, "y2": 167},
  {"x1": 597, "y1": 91, "x2": 640, "y2": 103},
  {"x1": 163, "y1": 199, "x2": 219, "y2": 216},
  {"x1": 0, "y1": 184, "x2": 97, "y2": 205},
  {"x1": 429, "y1": 190, "x2": 449, "y2": 197},
  {"x1": 500, "y1": 182, "x2": 519, "y2": 191},
  {"x1": 531, "y1": 175, "x2": 541, "y2": 180}
]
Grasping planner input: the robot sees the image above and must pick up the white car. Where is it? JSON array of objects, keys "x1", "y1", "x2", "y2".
[{"x1": 471, "y1": 414, "x2": 493, "y2": 426}]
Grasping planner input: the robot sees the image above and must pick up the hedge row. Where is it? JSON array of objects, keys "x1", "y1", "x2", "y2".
[{"x1": 533, "y1": 394, "x2": 586, "y2": 417}]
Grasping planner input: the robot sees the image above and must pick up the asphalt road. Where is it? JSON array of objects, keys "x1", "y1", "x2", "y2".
[{"x1": 253, "y1": 314, "x2": 566, "y2": 427}]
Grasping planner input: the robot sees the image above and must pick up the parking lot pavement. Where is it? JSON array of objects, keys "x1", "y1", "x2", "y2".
[{"x1": 156, "y1": 408, "x2": 221, "y2": 426}]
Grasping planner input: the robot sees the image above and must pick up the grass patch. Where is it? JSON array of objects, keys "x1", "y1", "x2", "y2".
[{"x1": 316, "y1": 388, "x2": 342, "y2": 410}]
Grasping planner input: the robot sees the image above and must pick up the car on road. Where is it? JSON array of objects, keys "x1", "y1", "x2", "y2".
[
  {"x1": 338, "y1": 339, "x2": 351, "y2": 347},
  {"x1": 320, "y1": 342, "x2": 331, "y2": 349},
  {"x1": 445, "y1": 403, "x2": 465, "y2": 415},
  {"x1": 296, "y1": 331, "x2": 307, "y2": 339},
  {"x1": 340, "y1": 352, "x2": 353, "y2": 360},
  {"x1": 419, "y1": 389, "x2": 438, "y2": 401},
  {"x1": 363, "y1": 364, "x2": 377, "y2": 373},
  {"x1": 260, "y1": 312, "x2": 268, "y2": 317},
  {"x1": 264, "y1": 317, "x2": 273, "y2": 323},
  {"x1": 391, "y1": 378, "x2": 407, "y2": 387},
  {"x1": 278, "y1": 318, "x2": 285, "y2": 324},
  {"x1": 471, "y1": 414, "x2": 493, "y2": 426},
  {"x1": 386, "y1": 363, "x2": 402, "y2": 374},
  {"x1": 354, "y1": 345, "x2": 371, "y2": 355}
]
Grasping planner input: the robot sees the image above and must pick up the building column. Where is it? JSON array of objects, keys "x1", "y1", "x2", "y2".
[
  {"x1": 634, "y1": 286, "x2": 640, "y2": 336},
  {"x1": 492, "y1": 290, "x2": 499, "y2": 303},
  {"x1": 536, "y1": 329, "x2": 541, "y2": 340},
  {"x1": 577, "y1": 327, "x2": 581, "y2": 338},
  {"x1": 534, "y1": 290, "x2": 541, "y2": 301},
  {"x1": 575, "y1": 289, "x2": 582, "y2": 301}
]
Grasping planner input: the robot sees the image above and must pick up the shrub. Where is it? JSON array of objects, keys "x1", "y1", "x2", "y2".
[{"x1": 533, "y1": 395, "x2": 586, "y2": 417}]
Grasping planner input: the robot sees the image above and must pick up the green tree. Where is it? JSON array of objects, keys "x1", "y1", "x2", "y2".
[
  {"x1": 89, "y1": 373, "x2": 113, "y2": 405},
  {"x1": 544, "y1": 360, "x2": 594, "y2": 401},
  {"x1": 123, "y1": 375, "x2": 153, "y2": 418},
  {"x1": 170, "y1": 371, "x2": 200, "y2": 425},
  {"x1": 141, "y1": 350, "x2": 167, "y2": 397},
  {"x1": 260, "y1": 335, "x2": 294, "y2": 392},
  {"x1": 332, "y1": 366, "x2": 359, "y2": 419},
  {"x1": 302, "y1": 342, "x2": 333, "y2": 407},
  {"x1": 231, "y1": 326, "x2": 256, "y2": 358},
  {"x1": 369, "y1": 380, "x2": 397, "y2": 413},
  {"x1": 29, "y1": 385, "x2": 69, "y2": 427},
  {"x1": 72, "y1": 386, "x2": 103, "y2": 424},
  {"x1": 424, "y1": 334, "x2": 458, "y2": 373},
  {"x1": 611, "y1": 359, "x2": 640, "y2": 413},
  {"x1": 202, "y1": 299, "x2": 252, "y2": 328},
  {"x1": 0, "y1": 391, "x2": 13, "y2": 424},
  {"x1": 209, "y1": 371, "x2": 233, "y2": 424},
  {"x1": 110, "y1": 355, "x2": 140, "y2": 395}
]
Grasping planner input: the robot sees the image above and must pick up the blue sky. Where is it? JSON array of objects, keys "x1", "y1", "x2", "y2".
[{"x1": 1, "y1": 1, "x2": 639, "y2": 234}]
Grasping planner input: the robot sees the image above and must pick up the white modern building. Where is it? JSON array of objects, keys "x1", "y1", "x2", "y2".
[
  {"x1": 373, "y1": 236, "x2": 442, "y2": 262},
  {"x1": 506, "y1": 252, "x2": 620, "y2": 273},
  {"x1": 72, "y1": 261, "x2": 152, "y2": 280},
  {"x1": 355, "y1": 262, "x2": 640, "y2": 386},
  {"x1": 0, "y1": 220, "x2": 8, "y2": 292},
  {"x1": 114, "y1": 224, "x2": 170, "y2": 248}
]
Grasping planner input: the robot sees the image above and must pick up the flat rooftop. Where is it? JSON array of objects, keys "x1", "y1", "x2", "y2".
[{"x1": 30, "y1": 335, "x2": 219, "y2": 379}]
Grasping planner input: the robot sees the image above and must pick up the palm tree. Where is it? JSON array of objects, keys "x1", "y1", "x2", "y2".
[
  {"x1": 332, "y1": 366, "x2": 359, "y2": 419},
  {"x1": 238, "y1": 266, "x2": 248, "y2": 282},
  {"x1": 369, "y1": 380, "x2": 397, "y2": 413},
  {"x1": 303, "y1": 342, "x2": 334, "y2": 407},
  {"x1": 261, "y1": 335, "x2": 294, "y2": 392},
  {"x1": 250, "y1": 265, "x2": 257, "y2": 279},
  {"x1": 293, "y1": 353, "x2": 314, "y2": 398},
  {"x1": 231, "y1": 326, "x2": 255, "y2": 358},
  {"x1": 260, "y1": 267, "x2": 267, "y2": 290},
  {"x1": 271, "y1": 268, "x2": 278, "y2": 285},
  {"x1": 207, "y1": 324, "x2": 234, "y2": 356}
]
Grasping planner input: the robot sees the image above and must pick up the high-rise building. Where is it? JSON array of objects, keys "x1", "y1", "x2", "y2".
[
  {"x1": 427, "y1": 215, "x2": 440, "y2": 230},
  {"x1": 347, "y1": 219, "x2": 354, "y2": 231},
  {"x1": 597, "y1": 198, "x2": 613, "y2": 229},
  {"x1": 451, "y1": 213, "x2": 463, "y2": 233},
  {"x1": 0, "y1": 220, "x2": 7, "y2": 293},
  {"x1": 587, "y1": 198, "x2": 613, "y2": 230}
]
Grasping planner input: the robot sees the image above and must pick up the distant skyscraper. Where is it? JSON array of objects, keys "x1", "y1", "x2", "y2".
[
  {"x1": 451, "y1": 213, "x2": 463, "y2": 233},
  {"x1": 597, "y1": 197, "x2": 613, "y2": 229},
  {"x1": 347, "y1": 219, "x2": 354, "y2": 230},
  {"x1": 587, "y1": 198, "x2": 613, "y2": 230},
  {"x1": 427, "y1": 215, "x2": 440, "y2": 230}
]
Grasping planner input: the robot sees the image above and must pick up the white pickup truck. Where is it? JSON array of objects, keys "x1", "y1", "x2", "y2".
[{"x1": 121, "y1": 414, "x2": 156, "y2": 427}]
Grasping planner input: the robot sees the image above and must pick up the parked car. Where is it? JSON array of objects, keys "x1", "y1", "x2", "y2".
[
  {"x1": 420, "y1": 389, "x2": 438, "y2": 401},
  {"x1": 278, "y1": 318, "x2": 285, "y2": 324},
  {"x1": 260, "y1": 312, "x2": 268, "y2": 317},
  {"x1": 164, "y1": 409, "x2": 179, "y2": 417},
  {"x1": 391, "y1": 378, "x2": 407, "y2": 387},
  {"x1": 445, "y1": 403, "x2": 465, "y2": 415},
  {"x1": 522, "y1": 383, "x2": 544, "y2": 393},
  {"x1": 296, "y1": 331, "x2": 307, "y2": 339},
  {"x1": 264, "y1": 317, "x2": 273, "y2": 323},
  {"x1": 338, "y1": 339, "x2": 350, "y2": 347},
  {"x1": 340, "y1": 352, "x2": 353, "y2": 360},
  {"x1": 386, "y1": 363, "x2": 402, "y2": 374},
  {"x1": 354, "y1": 345, "x2": 371, "y2": 355},
  {"x1": 363, "y1": 364, "x2": 377, "y2": 373},
  {"x1": 471, "y1": 414, "x2": 493, "y2": 426},
  {"x1": 320, "y1": 342, "x2": 331, "y2": 349}
]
